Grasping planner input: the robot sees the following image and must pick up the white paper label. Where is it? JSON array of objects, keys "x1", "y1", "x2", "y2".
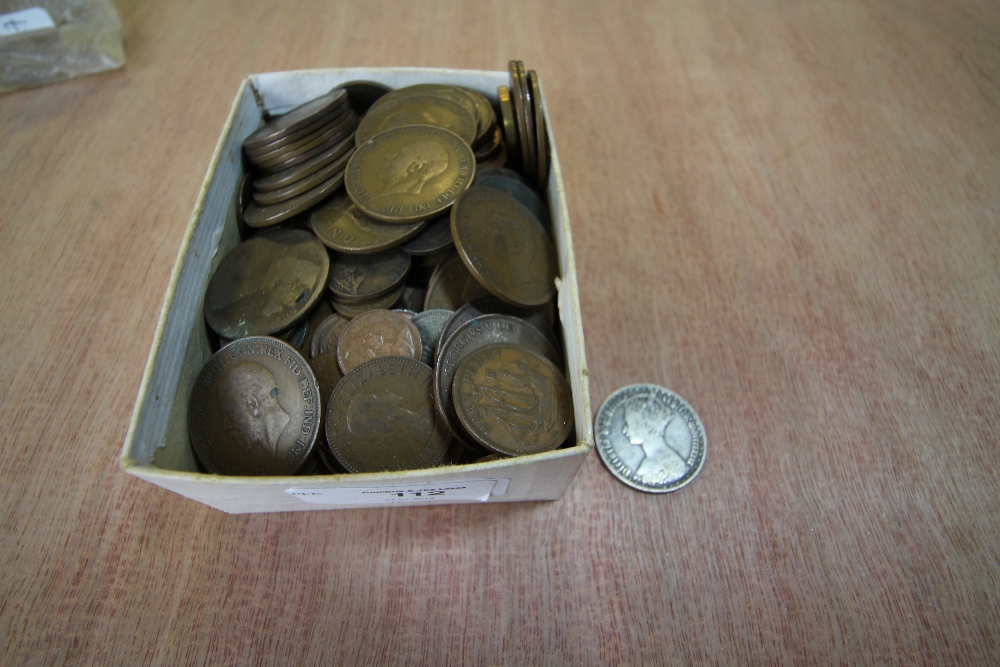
[
  {"x1": 0, "y1": 8, "x2": 56, "y2": 44},
  {"x1": 286, "y1": 478, "x2": 510, "y2": 505}
]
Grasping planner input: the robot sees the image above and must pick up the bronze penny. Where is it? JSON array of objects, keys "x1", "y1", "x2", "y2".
[
  {"x1": 346, "y1": 125, "x2": 475, "y2": 224},
  {"x1": 476, "y1": 173, "x2": 550, "y2": 234},
  {"x1": 399, "y1": 286, "x2": 426, "y2": 313},
  {"x1": 336, "y1": 309, "x2": 422, "y2": 374},
  {"x1": 204, "y1": 229, "x2": 330, "y2": 339},
  {"x1": 310, "y1": 190, "x2": 426, "y2": 254},
  {"x1": 302, "y1": 299, "x2": 334, "y2": 354},
  {"x1": 310, "y1": 312, "x2": 352, "y2": 358},
  {"x1": 476, "y1": 142, "x2": 507, "y2": 171},
  {"x1": 497, "y1": 85, "x2": 520, "y2": 168},
  {"x1": 474, "y1": 166, "x2": 528, "y2": 187},
  {"x1": 423, "y1": 253, "x2": 471, "y2": 311},
  {"x1": 516, "y1": 61, "x2": 536, "y2": 183},
  {"x1": 340, "y1": 80, "x2": 392, "y2": 114},
  {"x1": 245, "y1": 103, "x2": 348, "y2": 156},
  {"x1": 327, "y1": 246, "x2": 411, "y2": 302},
  {"x1": 371, "y1": 83, "x2": 480, "y2": 127},
  {"x1": 256, "y1": 116, "x2": 359, "y2": 174},
  {"x1": 528, "y1": 70, "x2": 549, "y2": 192},
  {"x1": 242, "y1": 169, "x2": 345, "y2": 228},
  {"x1": 474, "y1": 126, "x2": 503, "y2": 161},
  {"x1": 357, "y1": 92, "x2": 477, "y2": 147},
  {"x1": 332, "y1": 282, "x2": 406, "y2": 319},
  {"x1": 453, "y1": 343, "x2": 573, "y2": 456},
  {"x1": 188, "y1": 336, "x2": 321, "y2": 476},
  {"x1": 462, "y1": 87, "x2": 497, "y2": 148},
  {"x1": 243, "y1": 88, "x2": 348, "y2": 150},
  {"x1": 508, "y1": 61, "x2": 532, "y2": 179},
  {"x1": 246, "y1": 107, "x2": 355, "y2": 164},
  {"x1": 307, "y1": 350, "x2": 343, "y2": 407},
  {"x1": 253, "y1": 134, "x2": 356, "y2": 192},
  {"x1": 326, "y1": 356, "x2": 450, "y2": 473},
  {"x1": 401, "y1": 214, "x2": 454, "y2": 256},
  {"x1": 433, "y1": 313, "x2": 559, "y2": 442},
  {"x1": 450, "y1": 186, "x2": 556, "y2": 307},
  {"x1": 252, "y1": 146, "x2": 355, "y2": 206}
]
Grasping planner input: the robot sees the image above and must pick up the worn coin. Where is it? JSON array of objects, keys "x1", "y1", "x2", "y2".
[
  {"x1": 307, "y1": 350, "x2": 343, "y2": 406},
  {"x1": 310, "y1": 312, "x2": 352, "y2": 358},
  {"x1": 336, "y1": 309, "x2": 422, "y2": 374},
  {"x1": 355, "y1": 93, "x2": 477, "y2": 147},
  {"x1": 461, "y1": 87, "x2": 497, "y2": 148},
  {"x1": 253, "y1": 134, "x2": 356, "y2": 192},
  {"x1": 326, "y1": 356, "x2": 450, "y2": 473},
  {"x1": 188, "y1": 336, "x2": 321, "y2": 476},
  {"x1": 411, "y1": 309, "x2": 453, "y2": 365},
  {"x1": 453, "y1": 343, "x2": 573, "y2": 456},
  {"x1": 451, "y1": 186, "x2": 556, "y2": 307},
  {"x1": 247, "y1": 108, "x2": 355, "y2": 165},
  {"x1": 332, "y1": 282, "x2": 405, "y2": 319},
  {"x1": 204, "y1": 229, "x2": 330, "y2": 339},
  {"x1": 401, "y1": 214, "x2": 454, "y2": 256},
  {"x1": 436, "y1": 297, "x2": 556, "y2": 360},
  {"x1": 257, "y1": 117, "x2": 359, "y2": 174},
  {"x1": 476, "y1": 174, "x2": 550, "y2": 233},
  {"x1": 508, "y1": 61, "x2": 533, "y2": 180},
  {"x1": 245, "y1": 104, "x2": 349, "y2": 156},
  {"x1": 516, "y1": 61, "x2": 536, "y2": 182},
  {"x1": 434, "y1": 313, "x2": 559, "y2": 441},
  {"x1": 243, "y1": 88, "x2": 348, "y2": 150},
  {"x1": 252, "y1": 146, "x2": 355, "y2": 206},
  {"x1": 423, "y1": 253, "x2": 471, "y2": 311},
  {"x1": 341, "y1": 80, "x2": 392, "y2": 114},
  {"x1": 243, "y1": 170, "x2": 345, "y2": 228},
  {"x1": 327, "y1": 246, "x2": 411, "y2": 302},
  {"x1": 497, "y1": 85, "x2": 520, "y2": 168},
  {"x1": 527, "y1": 70, "x2": 549, "y2": 192},
  {"x1": 594, "y1": 384, "x2": 707, "y2": 493},
  {"x1": 310, "y1": 191, "x2": 425, "y2": 254},
  {"x1": 345, "y1": 125, "x2": 475, "y2": 224},
  {"x1": 371, "y1": 84, "x2": 480, "y2": 130}
]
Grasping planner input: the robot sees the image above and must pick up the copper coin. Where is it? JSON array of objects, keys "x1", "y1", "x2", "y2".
[
  {"x1": 326, "y1": 356, "x2": 450, "y2": 473},
  {"x1": 252, "y1": 146, "x2": 355, "y2": 206},
  {"x1": 358, "y1": 91, "x2": 477, "y2": 146},
  {"x1": 372, "y1": 83, "x2": 480, "y2": 126},
  {"x1": 302, "y1": 299, "x2": 334, "y2": 354},
  {"x1": 310, "y1": 312, "x2": 352, "y2": 358},
  {"x1": 204, "y1": 229, "x2": 330, "y2": 339},
  {"x1": 476, "y1": 142, "x2": 507, "y2": 171},
  {"x1": 527, "y1": 70, "x2": 549, "y2": 192},
  {"x1": 474, "y1": 126, "x2": 503, "y2": 161},
  {"x1": 327, "y1": 246, "x2": 411, "y2": 302},
  {"x1": 242, "y1": 170, "x2": 345, "y2": 228},
  {"x1": 453, "y1": 343, "x2": 573, "y2": 456},
  {"x1": 450, "y1": 186, "x2": 556, "y2": 307},
  {"x1": 257, "y1": 116, "x2": 358, "y2": 174},
  {"x1": 497, "y1": 85, "x2": 520, "y2": 168},
  {"x1": 411, "y1": 309, "x2": 453, "y2": 365},
  {"x1": 516, "y1": 61, "x2": 536, "y2": 182},
  {"x1": 423, "y1": 253, "x2": 470, "y2": 311},
  {"x1": 476, "y1": 173, "x2": 550, "y2": 233},
  {"x1": 331, "y1": 282, "x2": 406, "y2": 319},
  {"x1": 188, "y1": 336, "x2": 321, "y2": 475},
  {"x1": 444, "y1": 296, "x2": 557, "y2": 351},
  {"x1": 345, "y1": 125, "x2": 475, "y2": 224},
  {"x1": 336, "y1": 309, "x2": 422, "y2": 374},
  {"x1": 462, "y1": 87, "x2": 497, "y2": 148},
  {"x1": 245, "y1": 103, "x2": 349, "y2": 156},
  {"x1": 508, "y1": 61, "x2": 532, "y2": 179},
  {"x1": 253, "y1": 134, "x2": 356, "y2": 192},
  {"x1": 401, "y1": 214, "x2": 454, "y2": 256},
  {"x1": 399, "y1": 286, "x2": 426, "y2": 312},
  {"x1": 434, "y1": 313, "x2": 559, "y2": 442},
  {"x1": 474, "y1": 166, "x2": 527, "y2": 187},
  {"x1": 243, "y1": 88, "x2": 348, "y2": 150},
  {"x1": 310, "y1": 190, "x2": 426, "y2": 254},
  {"x1": 246, "y1": 107, "x2": 355, "y2": 164},
  {"x1": 340, "y1": 80, "x2": 392, "y2": 114},
  {"x1": 307, "y1": 350, "x2": 343, "y2": 406}
]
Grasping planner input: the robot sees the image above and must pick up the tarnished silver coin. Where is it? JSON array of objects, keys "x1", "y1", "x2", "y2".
[{"x1": 595, "y1": 384, "x2": 706, "y2": 493}]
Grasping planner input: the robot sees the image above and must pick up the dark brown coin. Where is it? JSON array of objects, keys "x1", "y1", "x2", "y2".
[
  {"x1": 242, "y1": 169, "x2": 345, "y2": 228},
  {"x1": 310, "y1": 191, "x2": 425, "y2": 254},
  {"x1": 310, "y1": 312, "x2": 352, "y2": 358},
  {"x1": 355, "y1": 93, "x2": 477, "y2": 147},
  {"x1": 434, "y1": 313, "x2": 559, "y2": 442},
  {"x1": 476, "y1": 174, "x2": 550, "y2": 233},
  {"x1": 527, "y1": 70, "x2": 549, "y2": 192},
  {"x1": 346, "y1": 125, "x2": 475, "y2": 224},
  {"x1": 327, "y1": 247, "x2": 411, "y2": 302},
  {"x1": 326, "y1": 356, "x2": 450, "y2": 473},
  {"x1": 340, "y1": 80, "x2": 392, "y2": 114},
  {"x1": 336, "y1": 309, "x2": 422, "y2": 374},
  {"x1": 256, "y1": 116, "x2": 358, "y2": 174},
  {"x1": 399, "y1": 286, "x2": 426, "y2": 312},
  {"x1": 245, "y1": 103, "x2": 348, "y2": 156},
  {"x1": 302, "y1": 299, "x2": 334, "y2": 354},
  {"x1": 423, "y1": 253, "x2": 471, "y2": 311},
  {"x1": 188, "y1": 336, "x2": 321, "y2": 475},
  {"x1": 401, "y1": 214, "x2": 454, "y2": 256},
  {"x1": 252, "y1": 146, "x2": 355, "y2": 206},
  {"x1": 332, "y1": 282, "x2": 405, "y2": 319},
  {"x1": 497, "y1": 85, "x2": 520, "y2": 168},
  {"x1": 516, "y1": 61, "x2": 536, "y2": 182},
  {"x1": 474, "y1": 126, "x2": 502, "y2": 162},
  {"x1": 508, "y1": 61, "x2": 533, "y2": 179},
  {"x1": 243, "y1": 88, "x2": 348, "y2": 150},
  {"x1": 476, "y1": 142, "x2": 507, "y2": 171},
  {"x1": 450, "y1": 186, "x2": 556, "y2": 307},
  {"x1": 453, "y1": 343, "x2": 573, "y2": 456},
  {"x1": 411, "y1": 309, "x2": 453, "y2": 365},
  {"x1": 307, "y1": 350, "x2": 343, "y2": 406},
  {"x1": 247, "y1": 108, "x2": 355, "y2": 164},
  {"x1": 204, "y1": 229, "x2": 330, "y2": 339},
  {"x1": 474, "y1": 167, "x2": 528, "y2": 187},
  {"x1": 253, "y1": 134, "x2": 356, "y2": 192}
]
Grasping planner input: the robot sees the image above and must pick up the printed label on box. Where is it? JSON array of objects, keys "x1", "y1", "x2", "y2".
[
  {"x1": 0, "y1": 8, "x2": 56, "y2": 44},
  {"x1": 285, "y1": 478, "x2": 511, "y2": 505}
]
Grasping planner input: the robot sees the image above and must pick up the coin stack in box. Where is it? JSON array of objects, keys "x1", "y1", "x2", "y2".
[{"x1": 188, "y1": 61, "x2": 574, "y2": 477}]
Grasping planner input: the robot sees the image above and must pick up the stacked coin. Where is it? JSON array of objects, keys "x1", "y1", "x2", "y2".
[
  {"x1": 241, "y1": 88, "x2": 360, "y2": 228},
  {"x1": 190, "y1": 65, "x2": 572, "y2": 476},
  {"x1": 500, "y1": 60, "x2": 549, "y2": 192}
]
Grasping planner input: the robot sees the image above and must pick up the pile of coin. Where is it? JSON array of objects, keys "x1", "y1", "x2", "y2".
[
  {"x1": 500, "y1": 60, "x2": 548, "y2": 192},
  {"x1": 189, "y1": 66, "x2": 574, "y2": 476}
]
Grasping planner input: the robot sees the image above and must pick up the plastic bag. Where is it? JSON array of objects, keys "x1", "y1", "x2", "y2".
[{"x1": 0, "y1": 0, "x2": 124, "y2": 93}]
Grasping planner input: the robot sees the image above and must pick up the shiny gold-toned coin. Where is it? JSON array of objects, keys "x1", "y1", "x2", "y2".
[
  {"x1": 450, "y1": 186, "x2": 556, "y2": 307},
  {"x1": 252, "y1": 146, "x2": 355, "y2": 207},
  {"x1": 243, "y1": 169, "x2": 345, "y2": 228},
  {"x1": 497, "y1": 85, "x2": 520, "y2": 168},
  {"x1": 423, "y1": 253, "x2": 471, "y2": 311},
  {"x1": 355, "y1": 93, "x2": 477, "y2": 147},
  {"x1": 336, "y1": 309, "x2": 422, "y2": 374},
  {"x1": 243, "y1": 88, "x2": 349, "y2": 150},
  {"x1": 345, "y1": 125, "x2": 475, "y2": 224},
  {"x1": 331, "y1": 282, "x2": 406, "y2": 319},
  {"x1": 310, "y1": 191, "x2": 426, "y2": 255},
  {"x1": 326, "y1": 356, "x2": 450, "y2": 473},
  {"x1": 327, "y1": 246, "x2": 411, "y2": 302},
  {"x1": 188, "y1": 336, "x2": 321, "y2": 475},
  {"x1": 204, "y1": 229, "x2": 330, "y2": 339},
  {"x1": 453, "y1": 343, "x2": 573, "y2": 456}
]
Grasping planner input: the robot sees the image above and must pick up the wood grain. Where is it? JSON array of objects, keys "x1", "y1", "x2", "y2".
[{"x1": 1, "y1": 0, "x2": 998, "y2": 663}]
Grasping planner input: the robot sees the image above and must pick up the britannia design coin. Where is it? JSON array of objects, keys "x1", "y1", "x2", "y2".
[
  {"x1": 204, "y1": 229, "x2": 330, "y2": 339},
  {"x1": 188, "y1": 337, "x2": 321, "y2": 476},
  {"x1": 336, "y1": 309, "x2": 422, "y2": 374},
  {"x1": 327, "y1": 247, "x2": 411, "y2": 302},
  {"x1": 595, "y1": 384, "x2": 707, "y2": 493},
  {"x1": 453, "y1": 343, "x2": 573, "y2": 456},
  {"x1": 310, "y1": 191, "x2": 425, "y2": 254},
  {"x1": 451, "y1": 186, "x2": 556, "y2": 307},
  {"x1": 326, "y1": 356, "x2": 450, "y2": 472},
  {"x1": 345, "y1": 125, "x2": 475, "y2": 224}
]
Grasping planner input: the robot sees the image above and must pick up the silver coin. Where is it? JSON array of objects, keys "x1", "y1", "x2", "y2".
[{"x1": 594, "y1": 384, "x2": 706, "y2": 493}]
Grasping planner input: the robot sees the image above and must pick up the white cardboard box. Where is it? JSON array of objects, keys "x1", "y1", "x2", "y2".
[{"x1": 120, "y1": 67, "x2": 592, "y2": 513}]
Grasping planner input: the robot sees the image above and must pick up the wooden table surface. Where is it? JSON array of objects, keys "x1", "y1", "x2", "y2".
[{"x1": 3, "y1": 0, "x2": 998, "y2": 664}]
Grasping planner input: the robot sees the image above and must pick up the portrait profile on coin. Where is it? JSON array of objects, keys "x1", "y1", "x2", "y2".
[
  {"x1": 621, "y1": 395, "x2": 692, "y2": 483},
  {"x1": 380, "y1": 140, "x2": 449, "y2": 197},
  {"x1": 218, "y1": 361, "x2": 291, "y2": 458}
]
